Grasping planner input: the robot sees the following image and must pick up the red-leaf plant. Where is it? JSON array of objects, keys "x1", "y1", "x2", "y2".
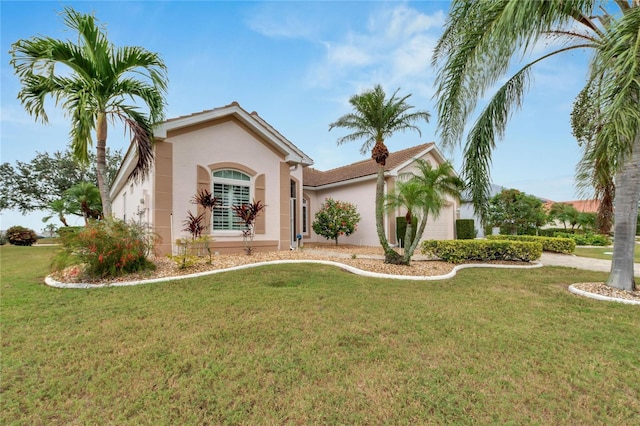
[{"x1": 231, "y1": 199, "x2": 266, "y2": 255}]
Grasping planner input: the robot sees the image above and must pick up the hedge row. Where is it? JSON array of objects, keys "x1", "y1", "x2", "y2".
[
  {"x1": 420, "y1": 239, "x2": 542, "y2": 264},
  {"x1": 555, "y1": 232, "x2": 610, "y2": 246},
  {"x1": 486, "y1": 235, "x2": 575, "y2": 254}
]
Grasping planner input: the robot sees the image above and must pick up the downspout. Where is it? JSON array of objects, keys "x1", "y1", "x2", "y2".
[{"x1": 170, "y1": 212, "x2": 174, "y2": 255}]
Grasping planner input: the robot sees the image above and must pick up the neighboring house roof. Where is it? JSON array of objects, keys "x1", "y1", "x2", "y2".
[
  {"x1": 154, "y1": 101, "x2": 314, "y2": 166},
  {"x1": 303, "y1": 142, "x2": 437, "y2": 188},
  {"x1": 545, "y1": 199, "x2": 600, "y2": 213}
]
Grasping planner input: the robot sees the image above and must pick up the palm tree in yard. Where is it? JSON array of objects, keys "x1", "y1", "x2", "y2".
[
  {"x1": 433, "y1": 0, "x2": 639, "y2": 291},
  {"x1": 10, "y1": 6, "x2": 168, "y2": 218},
  {"x1": 65, "y1": 182, "x2": 103, "y2": 224},
  {"x1": 386, "y1": 159, "x2": 463, "y2": 265},
  {"x1": 329, "y1": 85, "x2": 430, "y2": 264}
]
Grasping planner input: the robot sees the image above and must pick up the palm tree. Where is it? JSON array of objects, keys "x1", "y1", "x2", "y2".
[
  {"x1": 65, "y1": 182, "x2": 103, "y2": 224},
  {"x1": 10, "y1": 7, "x2": 168, "y2": 218},
  {"x1": 433, "y1": 0, "x2": 639, "y2": 291},
  {"x1": 329, "y1": 85, "x2": 430, "y2": 264},
  {"x1": 43, "y1": 199, "x2": 72, "y2": 227},
  {"x1": 386, "y1": 159, "x2": 463, "y2": 264}
]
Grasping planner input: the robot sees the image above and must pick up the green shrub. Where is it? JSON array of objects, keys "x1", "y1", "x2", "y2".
[
  {"x1": 456, "y1": 219, "x2": 476, "y2": 239},
  {"x1": 396, "y1": 216, "x2": 417, "y2": 248},
  {"x1": 56, "y1": 226, "x2": 83, "y2": 239},
  {"x1": 538, "y1": 228, "x2": 577, "y2": 237},
  {"x1": 6, "y1": 226, "x2": 38, "y2": 246},
  {"x1": 421, "y1": 239, "x2": 542, "y2": 264},
  {"x1": 53, "y1": 219, "x2": 156, "y2": 278},
  {"x1": 486, "y1": 234, "x2": 575, "y2": 253},
  {"x1": 0, "y1": 231, "x2": 7, "y2": 245},
  {"x1": 555, "y1": 232, "x2": 611, "y2": 246}
]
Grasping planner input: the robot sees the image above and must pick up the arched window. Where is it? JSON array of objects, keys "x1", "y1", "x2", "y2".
[{"x1": 212, "y1": 169, "x2": 251, "y2": 231}]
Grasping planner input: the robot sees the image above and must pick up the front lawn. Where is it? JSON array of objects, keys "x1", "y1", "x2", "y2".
[
  {"x1": 1, "y1": 245, "x2": 638, "y2": 424},
  {"x1": 573, "y1": 244, "x2": 640, "y2": 263}
]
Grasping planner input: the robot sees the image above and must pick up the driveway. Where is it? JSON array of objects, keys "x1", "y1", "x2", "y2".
[{"x1": 541, "y1": 252, "x2": 640, "y2": 276}]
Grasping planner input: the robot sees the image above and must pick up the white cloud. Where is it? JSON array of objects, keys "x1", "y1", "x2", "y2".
[
  {"x1": 245, "y1": 4, "x2": 319, "y2": 40},
  {"x1": 306, "y1": 3, "x2": 446, "y2": 97},
  {"x1": 375, "y1": 5, "x2": 445, "y2": 39},
  {"x1": 324, "y1": 38, "x2": 373, "y2": 68}
]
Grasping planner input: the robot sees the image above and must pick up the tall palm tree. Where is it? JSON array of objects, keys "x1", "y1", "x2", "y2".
[
  {"x1": 433, "y1": 0, "x2": 639, "y2": 291},
  {"x1": 386, "y1": 159, "x2": 463, "y2": 264},
  {"x1": 10, "y1": 6, "x2": 168, "y2": 218},
  {"x1": 329, "y1": 84, "x2": 430, "y2": 264}
]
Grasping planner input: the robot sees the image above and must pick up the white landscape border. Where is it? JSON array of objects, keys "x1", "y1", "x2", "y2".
[
  {"x1": 45, "y1": 259, "x2": 542, "y2": 288},
  {"x1": 44, "y1": 259, "x2": 639, "y2": 305},
  {"x1": 568, "y1": 284, "x2": 640, "y2": 305}
]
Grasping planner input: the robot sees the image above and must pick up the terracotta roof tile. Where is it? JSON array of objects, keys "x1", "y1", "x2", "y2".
[
  {"x1": 544, "y1": 199, "x2": 600, "y2": 213},
  {"x1": 303, "y1": 142, "x2": 434, "y2": 187}
]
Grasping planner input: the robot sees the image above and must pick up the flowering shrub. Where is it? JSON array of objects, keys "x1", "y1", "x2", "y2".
[
  {"x1": 312, "y1": 198, "x2": 361, "y2": 245},
  {"x1": 54, "y1": 219, "x2": 155, "y2": 278},
  {"x1": 6, "y1": 226, "x2": 38, "y2": 246}
]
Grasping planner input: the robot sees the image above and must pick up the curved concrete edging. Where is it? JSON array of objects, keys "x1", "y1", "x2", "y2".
[
  {"x1": 568, "y1": 284, "x2": 640, "y2": 305},
  {"x1": 44, "y1": 259, "x2": 543, "y2": 289}
]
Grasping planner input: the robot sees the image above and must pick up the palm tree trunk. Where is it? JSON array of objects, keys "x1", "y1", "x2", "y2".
[
  {"x1": 404, "y1": 214, "x2": 429, "y2": 265},
  {"x1": 375, "y1": 166, "x2": 404, "y2": 264},
  {"x1": 607, "y1": 130, "x2": 640, "y2": 291},
  {"x1": 96, "y1": 112, "x2": 112, "y2": 218}
]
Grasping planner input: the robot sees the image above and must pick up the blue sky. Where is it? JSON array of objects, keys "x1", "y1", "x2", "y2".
[{"x1": 1, "y1": 0, "x2": 590, "y2": 232}]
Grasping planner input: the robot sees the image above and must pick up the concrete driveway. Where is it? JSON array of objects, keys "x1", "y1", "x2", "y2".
[{"x1": 541, "y1": 252, "x2": 640, "y2": 276}]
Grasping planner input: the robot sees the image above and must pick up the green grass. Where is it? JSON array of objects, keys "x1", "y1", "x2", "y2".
[
  {"x1": 2, "y1": 245, "x2": 639, "y2": 424},
  {"x1": 574, "y1": 244, "x2": 640, "y2": 263}
]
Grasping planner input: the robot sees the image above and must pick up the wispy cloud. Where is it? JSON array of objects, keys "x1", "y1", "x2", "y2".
[
  {"x1": 305, "y1": 4, "x2": 446, "y2": 99},
  {"x1": 244, "y1": 3, "x2": 320, "y2": 40}
]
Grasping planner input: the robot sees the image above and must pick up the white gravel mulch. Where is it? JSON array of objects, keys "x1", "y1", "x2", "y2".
[
  {"x1": 49, "y1": 242, "x2": 640, "y2": 304},
  {"x1": 52, "y1": 244, "x2": 458, "y2": 284}
]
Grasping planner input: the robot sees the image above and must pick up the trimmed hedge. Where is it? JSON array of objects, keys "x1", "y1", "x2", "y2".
[
  {"x1": 486, "y1": 234, "x2": 575, "y2": 254},
  {"x1": 555, "y1": 232, "x2": 610, "y2": 246},
  {"x1": 538, "y1": 228, "x2": 578, "y2": 237},
  {"x1": 456, "y1": 219, "x2": 476, "y2": 239},
  {"x1": 421, "y1": 239, "x2": 542, "y2": 264}
]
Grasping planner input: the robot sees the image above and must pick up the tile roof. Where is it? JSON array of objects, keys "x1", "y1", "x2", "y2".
[
  {"x1": 154, "y1": 102, "x2": 313, "y2": 165},
  {"x1": 303, "y1": 142, "x2": 434, "y2": 187},
  {"x1": 544, "y1": 199, "x2": 600, "y2": 213}
]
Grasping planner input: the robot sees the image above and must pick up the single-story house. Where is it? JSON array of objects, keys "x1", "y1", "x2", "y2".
[{"x1": 109, "y1": 102, "x2": 459, "y2": 255}]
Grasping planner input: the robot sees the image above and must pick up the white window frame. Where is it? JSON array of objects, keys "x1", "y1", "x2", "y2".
[{"x1": 211, "y1": 169, "x2": 252, "y2": 234}]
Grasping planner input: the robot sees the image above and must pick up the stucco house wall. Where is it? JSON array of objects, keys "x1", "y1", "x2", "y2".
[
  {"x1": 309, "y1": 177, "x2": 378, "y2": 246},
  {"x1": 303, "y1": 143, "x2": 459, "y2": 248},
  {"x1": 110, "y1": 103, "x2": 458, "y2": 255},
  {"x1": 110, "y1": 102, "x2": 312, "y2": 256}
]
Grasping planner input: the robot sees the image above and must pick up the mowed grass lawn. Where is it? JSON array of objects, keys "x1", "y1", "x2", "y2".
[
  {"x1": 2, "y1": 246, "x2": 639, "y2": 424},
  {"x1": 573, "y1": 244, "x2": 640, "y2": 263}
]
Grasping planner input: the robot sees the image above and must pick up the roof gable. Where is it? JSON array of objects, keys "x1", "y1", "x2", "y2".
[
  {"x1": 303, "y1": 142, "x2": 436, "y2": 187},
  {"x1": 154, "y1": 102, "x2": 313, "y2": 166}
]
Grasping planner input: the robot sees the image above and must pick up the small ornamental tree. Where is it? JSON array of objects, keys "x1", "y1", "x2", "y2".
[
  {"x1": 231, "y1": 199, "x2": 266, "y2": 255},
  {"x1": 312, "y1": 198, "x2": 361, "y2": 245}
]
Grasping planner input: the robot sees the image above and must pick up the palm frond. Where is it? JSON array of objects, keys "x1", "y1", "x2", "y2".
[{"x1": 433, "y1": 0, "x2": 598, "y2": 149}]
